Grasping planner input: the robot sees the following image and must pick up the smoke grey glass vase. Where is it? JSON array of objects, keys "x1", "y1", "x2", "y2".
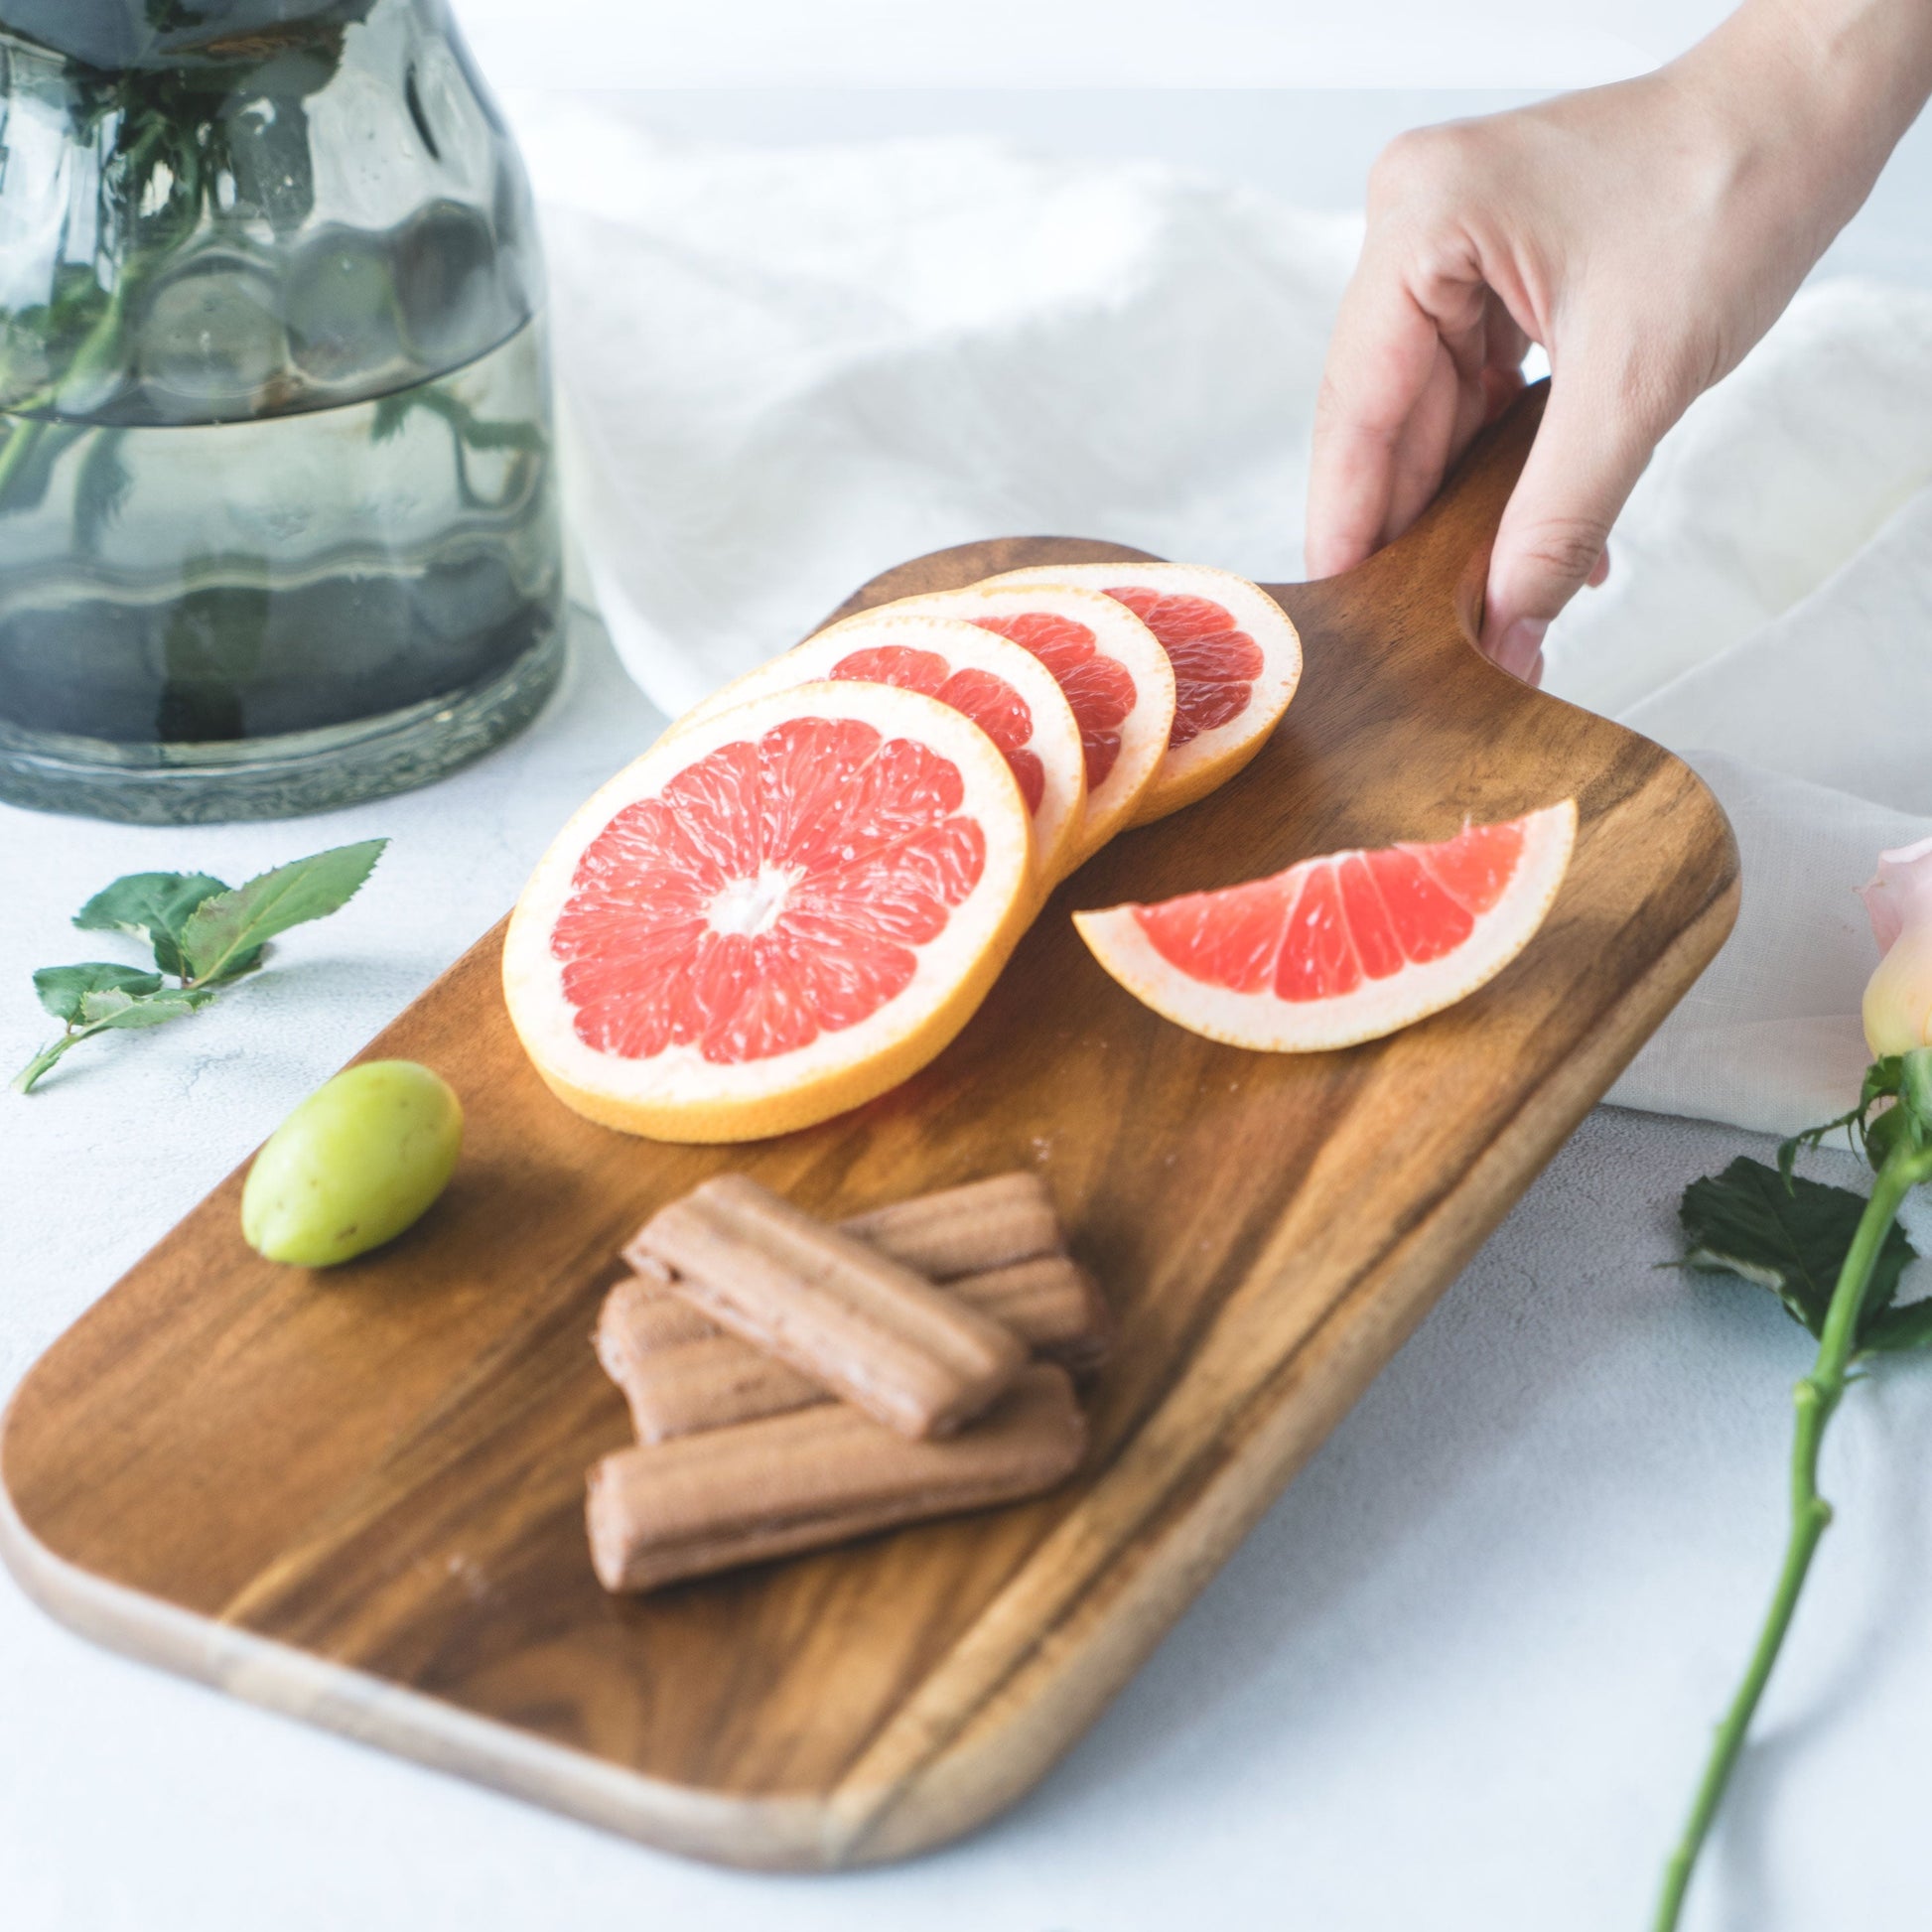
[{"x1": 0, "y1": 1, "x2": 564, "y2": 822}]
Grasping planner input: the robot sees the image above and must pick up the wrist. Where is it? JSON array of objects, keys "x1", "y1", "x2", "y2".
[{"x1": 1693, "y1": 0, "x2": 1932, "y2": 208}]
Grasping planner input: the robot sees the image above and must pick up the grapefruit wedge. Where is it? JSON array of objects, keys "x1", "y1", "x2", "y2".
[
  {"x1": 986, "y1": 563, "x2": 1302, "y2": 826},
  {"x1": 877, "y1": 586, "x2": 1176, "y2": 870},
  {"x1": 1073, "y1": 802, "x2": 1576, "y2": 1051},
  {"x1": 668, "y1": 615, "x2": 1086, "y2": 893},
  {"x1": 504, "y1": 681, "x2": 1034, "y2": 1142}
]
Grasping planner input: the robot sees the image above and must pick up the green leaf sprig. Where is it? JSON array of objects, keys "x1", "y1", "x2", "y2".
[
  {"x1": 11, "y1": 839, "x2": 386, "y2": 1094},
  {"x1": 1679, "y1": 1156, "x2": 1931, "y2": 1354},
  {"x1": 1656, "y1": 1048, "x2": 1932, "y2": 1928}
]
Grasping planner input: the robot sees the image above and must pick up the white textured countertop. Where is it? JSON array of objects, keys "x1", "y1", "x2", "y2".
[{"x1": 7, "y1": 69, "x2": 1932, "y2": 1932}]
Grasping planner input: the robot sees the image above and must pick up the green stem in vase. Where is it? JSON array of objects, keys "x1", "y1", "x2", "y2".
[
  {"x1": 0, "y1": 115, "x2": 177, "y2": 512},
  {"x1": 1653, "y1": 1138, "x2": 1932, "y2": 1931},
  {"x1": 0, "y1": 280, "x2": 133, "y2": 509}
]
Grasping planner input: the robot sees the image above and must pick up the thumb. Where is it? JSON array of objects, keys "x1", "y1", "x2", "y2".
[{"x1": 1481, "y1": 356, "x2": 1662, "y2": 674}]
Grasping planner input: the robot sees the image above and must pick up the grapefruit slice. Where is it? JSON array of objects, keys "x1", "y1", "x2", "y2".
[
  {"x1": 667, "y1": 615, "x2": 1085, "y2": 894},
  {"x1": 504, "y1": 681, "x2": 1034, "y2": 1142},
  {"x1": 875, "y1": 586, "x2": 1175, "y2": 870},
  {"x1": 985, "y1": 563, "x2": 1302, "y2": 826},
  {"x1": 1073, "y1": 802, "x2": 1576, "y2": 1050}
]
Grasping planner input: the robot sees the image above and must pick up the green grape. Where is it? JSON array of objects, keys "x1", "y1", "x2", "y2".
[{"x1": 242, "y1": 1058, "x2": 463, "y2": 1266}]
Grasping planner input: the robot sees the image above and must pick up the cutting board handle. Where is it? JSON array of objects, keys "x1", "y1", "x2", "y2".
[
  {"x1": 823, "y1": 381, "x2": 1552, "y2": 679},
  {"x1": 1265, "y1": 378, "x2": 1550, "y2": 671}
]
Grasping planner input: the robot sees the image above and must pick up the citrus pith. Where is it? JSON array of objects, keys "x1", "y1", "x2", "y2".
[
  {"x1": 1073, "y1": 802, "x2": 1576, "y2": 1050},
  {"x1": 504, "y1": 681, "x2": 1035, "y2": 1141},
  {"x1": 876, "y1": 585, "x2": 1175, "y2": 870},
  {"x1": 671, "y1": 614, "x2": 1085, "y2": 893},
  {"x1": 985, "y1": 562, "x2": 1302, "y2": 825}
]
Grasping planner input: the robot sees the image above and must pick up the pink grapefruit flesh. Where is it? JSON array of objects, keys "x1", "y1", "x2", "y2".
[
  {"x1": 668, "y1": 614, "x2": 1085, "y2": 892},
  {"x1": 986, "y1": 562, "x2": 1302, "y2": 825},
  {"x1": 1072, "y1": 802, "x2": 1577, "y2": 1050},
  {"x1": 884, "y1": 585, "x2": 1175, "y2": 870},
  {"x1": 504, "y1": 680, "x2": 1034, "y2": 1141}
]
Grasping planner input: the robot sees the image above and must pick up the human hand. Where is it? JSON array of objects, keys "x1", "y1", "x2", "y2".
[{"x1": 1306, "y1": 0, "x2": 1932, "y2": 682}]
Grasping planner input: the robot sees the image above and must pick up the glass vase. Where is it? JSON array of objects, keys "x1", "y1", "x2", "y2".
[{"x1": 0, "y1": 0, "x2": 565, "y2": 822}]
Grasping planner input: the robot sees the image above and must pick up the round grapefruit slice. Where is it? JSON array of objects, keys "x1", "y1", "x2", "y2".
[
  {"x1": 668, "y1": 615, "x2": 1085, "y2": 894},
  {"x1": 504, "y1": 681, "x2": 1034, "y2": 1142},
  {"x1": 985, "y1": 563, "x2": 1302, "y2": 826},
  {"x1": 1072, "y1": 802, "x2": 1576, "y2": 1050},
  {"x1": 876, "y1": 585, "x2": 1175, "y2": 870}
]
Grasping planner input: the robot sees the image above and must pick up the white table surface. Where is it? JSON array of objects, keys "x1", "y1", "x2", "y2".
[{"x1": 6, "y1": 81, "x2": 1932, "y2": 1932}]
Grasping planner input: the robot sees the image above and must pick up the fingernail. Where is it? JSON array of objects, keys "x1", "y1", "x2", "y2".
[{"x1": 1486, "y1": 617, "x2": 1547, "y2": 679}]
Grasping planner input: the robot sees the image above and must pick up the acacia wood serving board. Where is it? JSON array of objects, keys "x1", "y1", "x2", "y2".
[{"x1": 0, "y1": 386, "x2": 1736, "y2": 1870}]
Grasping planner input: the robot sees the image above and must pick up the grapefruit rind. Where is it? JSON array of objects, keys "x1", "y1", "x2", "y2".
[
  {"x1": 1072, "y1": 801, "x2": 1577, "y2": 1051},
  {"x1": 503, "y1": 681, "x2": 1035, "y2": 1142},
  {"x1": 876, "y1": 585, "x2": 1176, "y2": 871},
  {"x1": 984, "y1": 562, "x2": 1303, "y2": 827},
  {"x1": 669, "y1": 614, "x2": 1086, "y2": 894}
]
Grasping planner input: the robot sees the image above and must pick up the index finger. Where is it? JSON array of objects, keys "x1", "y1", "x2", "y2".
[{"x1": 1306, "y1": 242, "x2": 1449, "y2": 579}]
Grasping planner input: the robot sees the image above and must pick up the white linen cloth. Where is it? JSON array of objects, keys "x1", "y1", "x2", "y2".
[{"x1": 512, "y1": 95, "x2": 1932, "y2": 1140}]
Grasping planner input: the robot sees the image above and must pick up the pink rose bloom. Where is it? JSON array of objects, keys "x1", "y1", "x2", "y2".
[{"x1": 1860, "y1": 834, "x2": 1932, "y2": 1056}]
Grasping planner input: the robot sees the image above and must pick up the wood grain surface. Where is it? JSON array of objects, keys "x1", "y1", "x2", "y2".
[{"x1": 0, "y1": 385, "x2": 1738, "y2": 1869}]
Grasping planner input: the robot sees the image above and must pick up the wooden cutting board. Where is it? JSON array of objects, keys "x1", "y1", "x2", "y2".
[{"x1": 0, "y1": 386, "x2": 1736, "y2": 1870}]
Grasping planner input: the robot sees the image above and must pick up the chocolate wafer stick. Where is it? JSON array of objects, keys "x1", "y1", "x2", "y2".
[
  {"x1": 596, "y1": 1271, "x2": 822, "y2": 1443},
  {"x1": 599, "y1": 1252, "x2": 1108, "y2": 1443},
  {"x1": 586, "y1": 1363, "x2": 1086, "y2": 1593},
  {"x1": 965, "y1": 1254, "x2": 1111, "y2": 1371},
  {"x1": 628, "y1": 1174, "x2": 1026, "y2": 1439},
  {"x1": 841, "y1": 1171, "x2": 1061, "y2": 1280}
]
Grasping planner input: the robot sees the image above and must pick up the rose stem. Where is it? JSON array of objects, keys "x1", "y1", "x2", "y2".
[{"x1": 1653, "y1": 1141, "x2": 1932, "y2": 1930}]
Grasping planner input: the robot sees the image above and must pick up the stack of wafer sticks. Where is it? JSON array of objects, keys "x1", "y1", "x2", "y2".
[{"x1": 586, "y1": 1172, "x2": 1107, "y2": 1592}]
